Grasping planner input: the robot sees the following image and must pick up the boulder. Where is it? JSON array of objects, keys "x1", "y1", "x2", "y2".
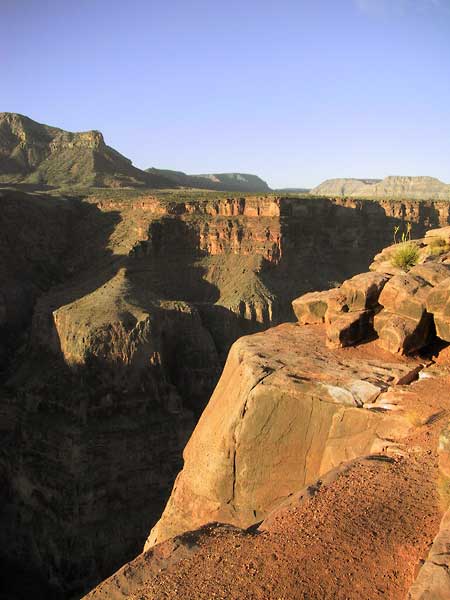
[
  {"x1": 326, "y1": 309, "x2": 374, "y2": 349},
  {"x1": 340, "y1": 272, "x2": 389, "y2": 311},
  {"x1": 374, "y1": 310, "x2": 433, "y2": 355},
  {"x1": 409, "y1": 262, "x2": 450, "y2": 287},
  {"x1": 426, "y1": 278, "x2": 450, "y2": 342},
  {"x1": 378, "y1": 273, "x2": 431, "y2": 321},
  {"x1": 292, "y1": 290, "x2": 332, "y2": 324},
  {"x1": 323, "y1": 273, "x2": 388, "y2": 348},
  {"x1": 325, "y1": 288, "x2": 349, "y2": 316},
  {"x1": 146, "y1": 323, "x2": 420, "y2": 548},
  {"x1": 373, "y1": 272, "x2": 435, "y2": 354},
  {"x1": 425, "y1": 225, "x2": 450, "y2": 240}
]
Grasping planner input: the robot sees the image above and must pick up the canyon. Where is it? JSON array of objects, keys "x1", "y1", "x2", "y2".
[
  {"x1": 2, "y1": 185, "x2": 450, "y2": 598},
  {"x1": 85, "y1": 224, "x2": 450, "y2": 600}
]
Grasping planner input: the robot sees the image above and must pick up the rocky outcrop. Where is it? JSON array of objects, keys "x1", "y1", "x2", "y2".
[
  {"x1": 83, "y1": 226, "x2": 450, "y2": 600},
  {"x1": 291, "y1": 229, "x2": 450, "y2": 355},
  {"x1": 146, "y1": 169, "x2": 271, "y2": 193},
  {"x1": 0, "y1": 113, "x2": 270, "y2": 191},
  {"x1": 311, "y1": 175, "x2": 450, "y2": 200},
  {"x1": 0, "y1": 113, "x2": 172, "y2": 188},
  {"x1": 147, "y1": 324, "x2": 419, "y2": 547},
  {"x1": 427, "y1": 280, "x2": 450, "y2": 342},
  {"x1": 4, "y1": 189, "x2": 450, "y2": 597}
]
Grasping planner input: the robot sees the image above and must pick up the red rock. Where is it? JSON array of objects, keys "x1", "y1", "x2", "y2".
[
  {"x1": 426, "y1": 278, "x2": 450, "y2": 342},
  {"x1": 292, "y1": 290, "x2": 332, "y2": 324},
  {"x1": 147, "y1": 324, "x2": 419, "y2": 548},
  {"x1": 378, "y1": 273, "x2": 432, "y2": 321},
  {"x1": 340, "y1": 272, "x2": 389, "y2": 310},
  {"x1": 374, "y1": 310, "x2": 433, "y2": 355},
  {"x1": 326, "y1": 309, "x2": 374, "y2": 349}
]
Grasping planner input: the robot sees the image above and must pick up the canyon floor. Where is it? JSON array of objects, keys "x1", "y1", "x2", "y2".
[{"x1": 85, "y1": 329, "x2": 450, "y2": 600}]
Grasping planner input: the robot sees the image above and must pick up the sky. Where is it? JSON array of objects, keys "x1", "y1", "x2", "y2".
[{"x1": 2, "y1": 0, "x2": 450, "y2": 188}]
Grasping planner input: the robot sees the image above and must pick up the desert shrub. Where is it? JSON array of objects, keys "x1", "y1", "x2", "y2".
[
  {"x1": 390, "y1": 242, "x2": 419, "y2": 271},
  {"x1": 428, "y1": 236, "x2": 450, "y2": 256}
]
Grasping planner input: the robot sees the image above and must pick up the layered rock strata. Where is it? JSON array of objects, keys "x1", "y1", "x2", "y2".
[{"x1": 3, "y1": 190, "x2": 450, "y2": 596}]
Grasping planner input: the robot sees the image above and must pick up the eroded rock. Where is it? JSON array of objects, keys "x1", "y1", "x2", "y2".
[
  {"x1": 325, "y1": 309, "x2": 374, "y2": 349},
  {"x1": 340, "y1": 272, "x2": 389, "y2": 311},
  {"x1": 292, "y1": 290, "x2": 331, "y2": 324},
  {"x1": 427, "y1": 278, "x2": 450, "y2": 342},
  {"x1": 147, "y1": 324, "x2": 419, "y2": 548},
  {"x1": 408, "y1": 509, "x2": 450, "y2": 600}
]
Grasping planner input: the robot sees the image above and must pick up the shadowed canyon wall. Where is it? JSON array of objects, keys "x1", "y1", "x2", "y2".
[{"x1": 1, "y1": 189, "x2": 449, "y2": 598}]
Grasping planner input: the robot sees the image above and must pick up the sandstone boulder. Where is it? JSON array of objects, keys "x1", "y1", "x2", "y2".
[
  {"x1": 292, "y1": 290, "x2": 332, "y2": 324},
  {"x1": 409, "y1": 262, "x2": 450, "y2": 286},
  {"x1": 426, "y1": 278, "x2": 450, "y2": 342},
  {"x1": 378, "y1": 273, "x2": 431, "y2": 321},
  {"x1": 425, "y1": 225, "x2": 450, "y2": 241},
  {"x1": 374, "y1": 311, "x2": 433, "y2": 355},
  {"x1": 340, "y1": 272, "x2": 389, "y2": 311},
  {"x1": 374, "y1": 272, "x2": 434, "y2": 354},
  {"x1": 326, "y1": 309, "x2": 374, "y2": 349},
  {"x1": 146, "y1": 324, "x2": 420, "y2": 548},
  {"x1": 323, "y1": 273, "x2": 388, "y2": 348}
]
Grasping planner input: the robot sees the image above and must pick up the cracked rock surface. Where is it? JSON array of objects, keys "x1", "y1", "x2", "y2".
[{"x1": 146, "y1": 323, "x2": 422, "y2": 548}]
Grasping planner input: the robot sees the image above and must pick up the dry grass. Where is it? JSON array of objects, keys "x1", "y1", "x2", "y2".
[{"x1": 390, "y1": 242, "x2": 420, "y2": 271}]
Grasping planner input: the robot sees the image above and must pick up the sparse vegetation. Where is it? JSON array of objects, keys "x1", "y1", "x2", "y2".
[{"x1": 390, "y1": 241, "x2": 419, "y2": 271}]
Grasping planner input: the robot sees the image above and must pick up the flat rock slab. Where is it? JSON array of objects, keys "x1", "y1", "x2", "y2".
[{"x1": 147, "y1": 323, "x2": 422, "y2": 548}]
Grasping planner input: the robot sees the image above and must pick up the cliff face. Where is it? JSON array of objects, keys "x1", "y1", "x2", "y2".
[
  {"x1": 311, "y1": 175, "x2": 450, "y2": 200},
  {"x1": 0, "y1": 113, "x2": 270, "y2": 192},
  {"x1": 146, "y1": 323, "x2": 419, "y2": 547},
  {"x1": 2, "y1": 189, "x2": 450, "y2": 597},
  {"x1": 87, "y1": 228, "x2": 450, "y2": 600},
  {"x1": 0, "y1": 113, "x2": 172, "y2": 188},
  {"x1": 146, "y1": 169, "x2": 272, "y2": 192}
]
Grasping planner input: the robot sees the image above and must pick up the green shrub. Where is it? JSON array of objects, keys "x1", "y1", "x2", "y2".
[
  {"x1": 390, "y1": 242, "x2": 420, "y2": 271},
  {"x1": 428, "y1": 236, "x2": 450, "y2": 256}
]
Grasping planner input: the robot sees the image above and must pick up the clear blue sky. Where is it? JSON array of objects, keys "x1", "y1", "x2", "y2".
[{"x1": 2, "y1": 0, "x2": 450, "y2": 188}]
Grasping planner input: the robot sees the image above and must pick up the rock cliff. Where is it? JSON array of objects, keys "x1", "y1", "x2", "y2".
[
  {"x1": 3, "y1": 188, "x2": 450, "y2": 597},
  {"x1": 0, "y1": 113, "x2": 172, "y2": 188},
  {"x1": 85, "y1": 226, "x2": 450, "y2": 600},
  {"x1": 146, "y1": 169, "x2": 271, "y2": 192},
  {"x1": 147, "y1": 323, "x2": 419, "y2": 547},
  {"x1": 311, "y1": 175, "x2": 450, "y2": 200}
]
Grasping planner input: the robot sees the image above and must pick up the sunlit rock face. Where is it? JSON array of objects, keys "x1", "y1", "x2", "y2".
[{"x1": 146, "y1": 323, "x2": 418, "y2": 549}]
